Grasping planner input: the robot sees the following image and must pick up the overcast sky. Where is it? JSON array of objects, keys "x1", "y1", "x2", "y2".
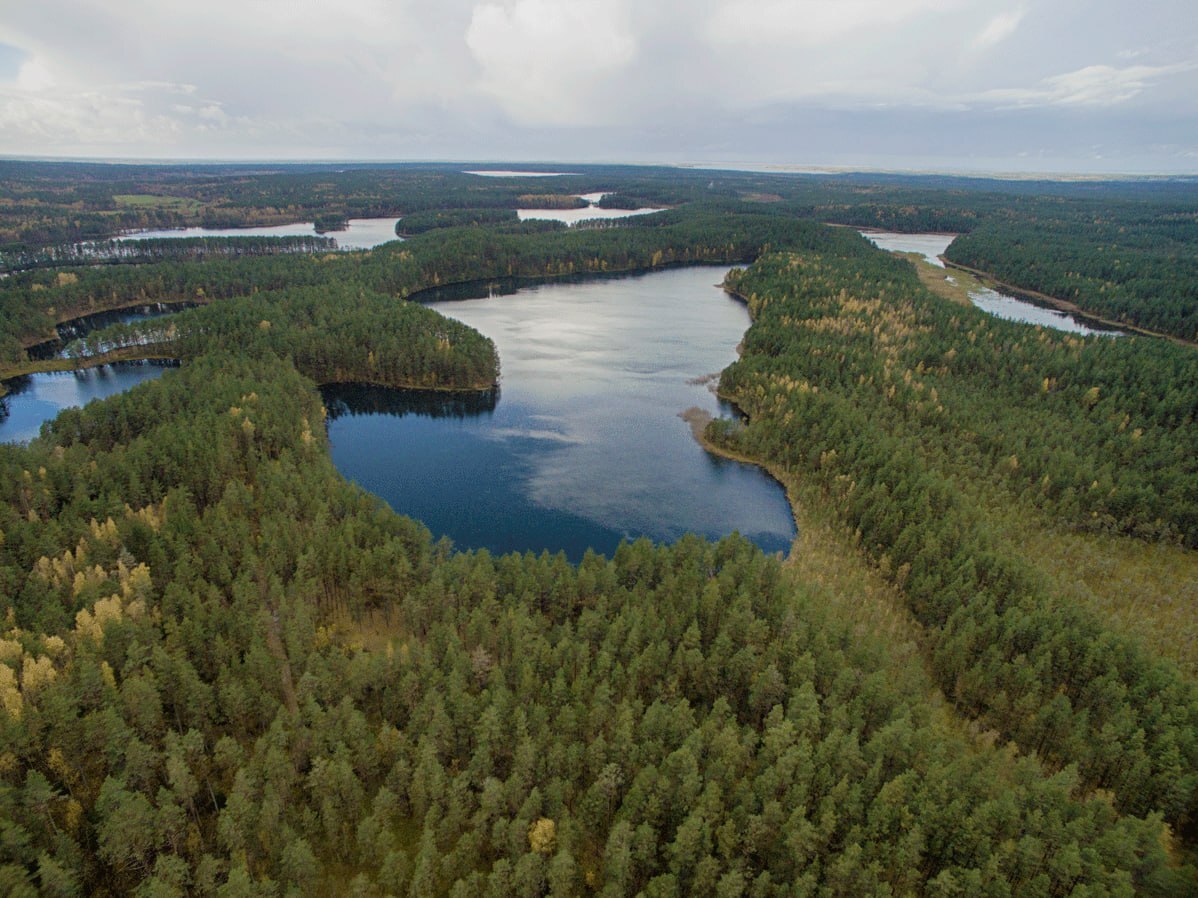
[{"x1": 1, "y1": 0, "x2": 1195, "y2": 173}]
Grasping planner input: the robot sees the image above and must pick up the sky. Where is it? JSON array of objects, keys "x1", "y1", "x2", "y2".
[{"x1": 1, "y1": 0, "x2": 1196, "y2": 174}]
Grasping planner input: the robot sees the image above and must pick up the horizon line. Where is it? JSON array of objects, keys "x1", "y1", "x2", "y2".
[{"x1": 1, "y1": 154, "x2": 1196, "y2": 182}]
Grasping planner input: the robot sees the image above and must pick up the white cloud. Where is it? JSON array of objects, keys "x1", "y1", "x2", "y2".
[
  {"x1": 17, "y1": 57, "x2": 55, "y2": 92},
  {"x1": 981, "y1": 62, "x2": 1197, "y2": 108},
  {"x1": 0, "y1": 88, "x2": 162, "y2": 148},
  {"x1": 466, "y1": 0, "x2": 637, "y2": 126},
  {"x1": 123, "y1": 81, "x2": 198, "y2": 96},
  {"x1": 705, "y1": 0, "x2": 962, "y2": 47},
  {"x1": 0, "y1": 0, "x2": 1193, "y2": 169},
  {"x1": 972, "y1": 8, "x2": 1024, "y2": 50}
]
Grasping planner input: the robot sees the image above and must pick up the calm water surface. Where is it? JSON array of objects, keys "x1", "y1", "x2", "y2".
[
  {"x1": 1, "y1": 364, "x2": 168, "y2": 444},
  {"x1": 464, "y1": 170, "x2": 577, "y2": 177},
  {"x1": 517, "y1": 191, "x2": 665, "y2": 226},
  {"x1": 861, "y1": 231, "x2": 1122, "y2": 336},
  {"x1": 323, "y1": 266, "x2": 796, "y2": 561},
  {"x1": 518, "y1": 205, "x2": 664, "y2": 226},
  {"x1": 862, "y1": 231, "x2": 955, "y2": 267},
  {"x1": 121, "y1": 218, "x2": 402, "y2": 250}
]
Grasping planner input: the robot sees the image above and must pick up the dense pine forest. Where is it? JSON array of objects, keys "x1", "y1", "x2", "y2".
[{"x1": 1, "y1": 161, "x2": 1197, "y2": 896}]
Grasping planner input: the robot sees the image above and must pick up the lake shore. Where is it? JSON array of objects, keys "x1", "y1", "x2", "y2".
[
  {"x1": 943, "y1": 259, "x2": 1195, "y2": 347},
  {"x1": 678, "y1": 405, "x2": 800, "y2": 557}
]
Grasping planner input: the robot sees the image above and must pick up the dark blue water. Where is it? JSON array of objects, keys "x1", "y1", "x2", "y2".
[
  {"x1": 0, "y1": 363, "x2": 170, "y2": 444},
  {"x1": 323, "y1": 266, "x2": 797, "y2": 561}
]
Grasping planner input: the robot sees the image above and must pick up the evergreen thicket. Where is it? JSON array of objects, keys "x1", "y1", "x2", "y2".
[
  {"x1": 713, "y1": 243, "x2": 1198, "y2": 830},
  {"x1": 0, "y1": 357, "x2": 1190, "y2": 896},
  {"x1": 2, "y1": 162, "x2": 1196, "y2": 895}
]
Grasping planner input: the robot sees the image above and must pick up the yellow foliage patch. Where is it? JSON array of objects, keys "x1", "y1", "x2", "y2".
[
  {"x1": 528, "y1": 818, "x2": 556, "y2": 854},
  {"x1": 0, "y1": 638, "x2": 21, "y2": 666},
  {"x1": 126, "y1": 502, "x2": 165, "y2": 532},
  {"x1": 89, "y1": 516, "x2": 120, "y2": 545},
  {"x1": 21, "y1": 654, "x2": 57, "y2": 695},
  {"x1": 75, "y1": 595, "x2": 124, "y2": 643},
  {"x1": 0, "y1": 665, "x2": 21, "y2": 718}
]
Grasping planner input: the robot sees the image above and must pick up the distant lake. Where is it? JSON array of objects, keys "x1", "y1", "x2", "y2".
[
  {"x1": 517, "y1": 205, "x2": 664, "y2": 226},
  {"x1": 0, "y1": 363, "x2": 169, "y2": 444},
  {"x1": 120, "y1": 217, "x2": 402, "y2": 250},
  {"x1": 465, "y1": 170, "x2": 578, "y2": 177},
  {"x1": 862, "y1": 231, "x2": 957, "y2": 268},
  {"x1": 518, "y1": 191, "x2": 664, "y2": 227},
  {"x1": 861, "y1": 230, "x2": 1123, "y2": 336},
  {"x1": 323, "y1": 266, "x2": 796, "y2": 561}
]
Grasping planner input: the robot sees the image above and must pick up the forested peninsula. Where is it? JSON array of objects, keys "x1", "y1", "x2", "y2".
[{"x1": 1, "y1": 162, "x2": 1196, "y2": 897}]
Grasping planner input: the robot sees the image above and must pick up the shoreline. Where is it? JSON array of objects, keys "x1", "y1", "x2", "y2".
[
  {"x1": 14, "y1": 296, "x2": 210, "y2": 357},
  {"x1": 678, "y1": 405, "x2": 800, "y2": 558},
  {"x1": 827, "y1": 222, "x2": 961, "y2": 239},
  {"x1": 0, "y1": 346, "x2": 180, "y2": 397},
  {"x1": 6, "y1": 259, "x2": 749, "y2": 395},
  {"x1": 2, "y1": 344, "x2": 498, "y2": 399},
  {"x1": 3, "y1": 353, "x2": 496, "y2": 394},
  {"x1": 407, "y1": 258, "x2": 739, "y2": 303},
  {"x1": 943, "y1": 259, "x2": 1196, "y2": 348}
]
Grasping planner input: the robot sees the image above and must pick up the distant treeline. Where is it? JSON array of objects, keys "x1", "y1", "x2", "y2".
[
  {"x1": 3, "y1": 161, "x2": 1196, "y2": 340},
  {"x1": 515, "y1": 194, "x2": 588, "y2": 210},
  {"x1": 0, "y1": 208, "x2": 849, "y2": 369},
  {"x1": 0, "y1": 235, "x2": 337, "y2": 275},
  {"x1": 396, "y1": 208, "x2": 518, "y2": 235}
]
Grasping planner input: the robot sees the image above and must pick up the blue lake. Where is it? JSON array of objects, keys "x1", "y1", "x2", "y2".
[
  {"x1": 0, "y1": 363, "x2": 169, "y2": 444},
  {"x1": 323, "y1": 266, "x2": 797, "y2": 561}
]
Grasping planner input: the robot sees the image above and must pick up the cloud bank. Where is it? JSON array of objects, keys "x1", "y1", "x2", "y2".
[{"x1": 0, "y1": 0, "x2": 1195, "y2": 171}]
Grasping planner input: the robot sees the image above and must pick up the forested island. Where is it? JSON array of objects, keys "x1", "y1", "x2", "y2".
[{"x1": 1, "y1": 161, "x2": 1196, "y2": 896}]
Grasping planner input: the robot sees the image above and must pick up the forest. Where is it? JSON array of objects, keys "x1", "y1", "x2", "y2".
[
  {"x1": 943, "y1": 218, "x2": 1198, "y2": 341},
  {"x1": 3, "y1": 160, "x2": 1196, "y2": 342},
  {"x1": 0, "y1": 161, "x2": 1196, "y2": 896},
  {"x1": 0, "y1": 237, "x2": 338, "y2": 277},
  {"x1": 714, "y1": 245, "x2": 1198, "y2": 827}
]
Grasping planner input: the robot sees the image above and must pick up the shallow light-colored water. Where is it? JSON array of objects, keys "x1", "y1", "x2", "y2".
[
  {"x1": 965, "y1": 287, "x2": 1122, "y2": 336},
  {"x1": 464, "y1": 170, "x2": 577, "y2": 177},
  {"x1": 860, "y1": 230, "x2": 1122, "y2": 336},
  {"x1": 518, "y1": 205, "x2": 663, "y2": 226},
  {"x1": 862, "y1": 231, "x2": 955, "y2": 268}
]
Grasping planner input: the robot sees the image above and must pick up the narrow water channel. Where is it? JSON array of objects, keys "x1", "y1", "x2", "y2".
[{"x1": 860, "y1": 230, "x2": 1124, "y2": 336}]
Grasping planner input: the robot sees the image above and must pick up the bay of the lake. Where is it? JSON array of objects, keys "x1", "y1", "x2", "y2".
[
  {"x1": 322, "y1": 266, "x2": 797, "y2": 561},
  {"x1": 0, "y1": 363, "x2": 169, "y2": 444}
]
